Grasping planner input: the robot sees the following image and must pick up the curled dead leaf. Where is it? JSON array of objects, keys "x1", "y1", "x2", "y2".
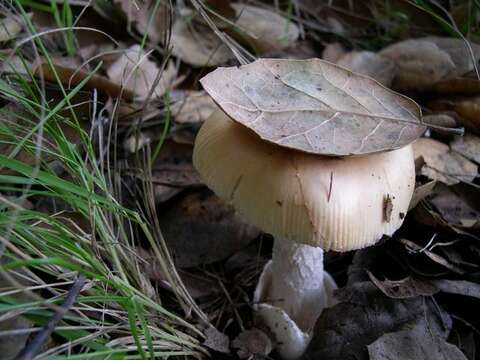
[
  {"x1": 367, "y1": 272, "x2": 438, "y2": 299},
  {"x1": 430, "y1": 184, "x2": 480, "y2": 228},
  {"x1": 203, "y1": 327, "x2": 230, "y2": 353},
  {"x1": 107, "y1": 45, "x2": 177, "y2": 100},
  {"x1": 232, "y1": 329, "x2": 273, "y2": 359},
  {"x1": 322, "y1": 42, "x2": 347, "y2": 63},
  {"x1": 33, "y1": 59, "x2": 133, "y2": 100},
  {"x1": 429, "y1": 96, "x2": 480, "y2": 134},
  {"x1": 451, "y1": 133, "x2": 480, "y2": 163},
  {"x1": 423, "y1": 114, "x2": 462, "y2": 135},
  {"x1": 305, "y1": 282, "x2": 451, "y2": 360},
  {"x1": 170, "y1": 10, "x2": 233, "y2": 67},
  {"x1": 229, "y1": 3, "x2": 299, "y2": 53},
  {"x1": 172, "y1": 91, "x2": 217, "y2": 124},
  {"x1": 409, "y1": 180, "x2": 437, "y2": 210},
  {"x1": 413, "y1": 138, "x2": 477, "y2": 185},
  {"x1": 201, "y1": 58, "x2": 424, "y2": 155},
  {"x1": 336, "y1": 51, "x2": 396, "y2": 87},
  {"x1": 368, "y1": 323, "x2": 467, "y2": 360},
  {"x1": 0, "y1": 16, "x2": 25, "y2": 42},
  {"x1": 381, "y1": 37, "x2": 480, "y2": 91},
  {"x1": 430, "y1": 78, "x2": 480, "y2": 95},
  {"x1": 114, "y1": 0, "x2": 169, "y2": 44}
]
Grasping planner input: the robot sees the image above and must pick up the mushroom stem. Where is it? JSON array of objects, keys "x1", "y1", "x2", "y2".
[
  {"x1": 253, "y1": 238, "x2": 337, "y2": 359},
  {"x1": 269, "y1": 238, "x2": 332, "y2": 330}
]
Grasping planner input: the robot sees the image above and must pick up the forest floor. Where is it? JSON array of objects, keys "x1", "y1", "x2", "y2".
[{"x1": 0, "y1": 1, "x2": 479, "y2": 359}]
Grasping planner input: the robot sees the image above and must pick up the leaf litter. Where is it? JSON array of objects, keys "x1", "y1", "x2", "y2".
[{"x1": 2, "y1": 1, "x2": 480, "y2": 359}]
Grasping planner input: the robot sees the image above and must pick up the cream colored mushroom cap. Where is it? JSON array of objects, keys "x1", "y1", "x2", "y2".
[{"x1": 193, "y1": 110, "x2": 415, "y2": 252}]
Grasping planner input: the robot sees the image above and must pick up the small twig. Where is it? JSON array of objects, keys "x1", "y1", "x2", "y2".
[{"x1": 15, "y1": 275, "x2": 86, "y2": 360}]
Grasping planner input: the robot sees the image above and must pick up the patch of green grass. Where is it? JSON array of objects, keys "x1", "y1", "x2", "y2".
[{"x1": 0, "y1": 1, "x2": 205, "y2": 358}]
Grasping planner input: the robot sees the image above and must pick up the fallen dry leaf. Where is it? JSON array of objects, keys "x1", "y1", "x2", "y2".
[
  {"x1": 305, "y1": 282, "x2": 451, "y2": 360},
  {"x1": 400, "y1": 238, "x2": 467, "y2": 274},
  {"x1": 380, "y1": 37, "x2": 480, "y2": 91},
  {"x1": 33, "y1": 59, "x2": 133, "y2": 100},
  {"x1": 0, "y1": 316, "x2": 33, "y2": 359},
  {"x1": 430, "y1": 184, "x2": 480, "y2": 228},
  {"x1": 336, "y1": 51, "x2": 396, "y2": 87},
  {"x1": 451, "y1": 133, "x2": 480, "y2": 163},
  {"x1": 159, "y1": 190, "x2": 260, "y2": 267},
  {"x1": 170, "y1": 10, "x2": 233, "y2": 67},
  {"x1": 149, "y1": 141, "x2": 201, "y2": 188},
  {"x1": 322, "y1": 42, "x2": 347, "y2": 63},
  {"x1": 137, "y1": 248, "x2": 221, "y2": 298},
  {"x1": 232, "y1": 329, "x2": 273, "y2": 359},
  {"x1": 429, "y1": 96, "x2": 480, "y2": 133},
  {"x1": 124, "y1": 131, "x2": 151, "y2": 153},
  {"x1": 203, "y1": 327, "x2": 230, "y2": 353},
  {"x1": 170, "y1": 4, "x2": 299, "y2": 66},
  {"x1": 115, "y1": 0, "x2": 169, "y2": 44},
  {"x1": 413, "y1": 138, "x2": 478, "y2": 185},
  {"x1": 107, "y1": 45, "x2": 176, "y2": 100},
  {"x1": 430, "y1": 78, "x2": 480, "y2": 95},
  {"x1": 128, "y1": 140, "x2": 200, "y2": 202},
  {"x1": 201, "y1": 58, "x2": 424, "y2": 155},
  {"x1": 368, "y1": 323, "x2": 467, "y2": 360},
  {"x1": 426, "y1": 37, "x2": 480, "y2": 77},
  {"x1": 367, "y1": 272, "x2": 438, "y2": 299},
  {"x1": 0, "y1": 16, "x2": 24, "y2": 42},
  {"x1": 380, "y1": 38, "x2": 456, "y2": 91},
  {"x1": 432, "y1": 279, "x2": 480, "y2": 299},
  {"x1": 172, "y1": 91, "x2": 217, "y2": 124},
  {"x1": 229, "y1": 3, "x2": 299, "y2": 53},
  {"x1": 423, "y1": 113, "x2": 461, "y2": 135},
  {"x1": 409, "y1": 180, "x2": 437, "y2": 210}
]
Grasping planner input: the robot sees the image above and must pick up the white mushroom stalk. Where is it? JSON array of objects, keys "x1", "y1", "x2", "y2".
[
  {"x1": 253, "y1": 239, "x2": 337, "y2": 359},
  {"x1": 193, "y1": 110, "x2": 415, "y2": 359}
]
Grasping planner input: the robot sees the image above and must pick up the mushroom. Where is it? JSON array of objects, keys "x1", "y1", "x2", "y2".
[{"x1": 193, "y1": 110, "x2": 415, "y2": 359}]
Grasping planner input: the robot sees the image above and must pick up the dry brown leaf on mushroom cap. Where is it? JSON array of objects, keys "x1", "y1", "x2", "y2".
[
  {"x1": 413, "y1": 138, "x2": 478, "y2": 185},
  {"x1": 336, "y1": 51, "x2": 396, "y2": 87},
  {"x1": 107, "y1": 45, "x2": 177, "y2": 101},
  {"x1": 380, "y1": 37, "x2": 480, "y2": 92},
  {"x1": 201, "y1": 58, "x2": 425, "y2": 156}
]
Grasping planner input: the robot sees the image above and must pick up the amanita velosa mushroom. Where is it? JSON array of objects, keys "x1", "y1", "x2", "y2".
[{"x1": 193, "y1": 59, "x2": 423, "y2": 359}]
